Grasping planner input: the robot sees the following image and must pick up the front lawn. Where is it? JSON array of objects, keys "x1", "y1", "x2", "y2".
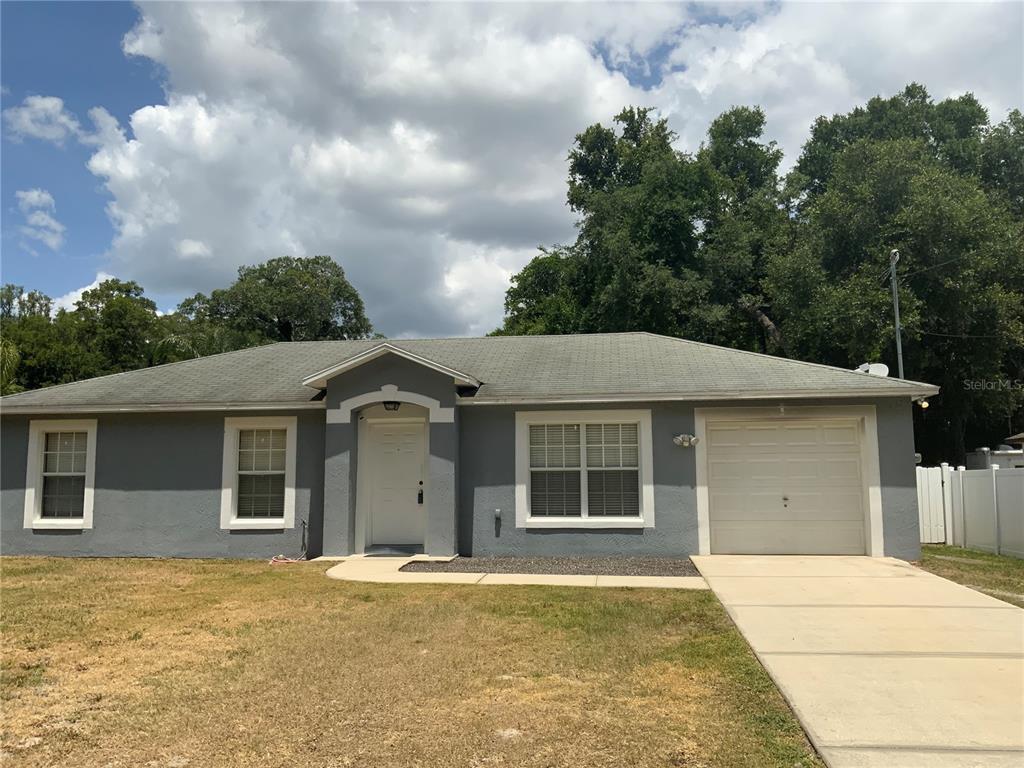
[
  {"x1": 0, "y1": 557, "x2": 820, "y2": 767},
  {"x1": 918, "y1": 544, "x2": 1024, "y2": 607}
]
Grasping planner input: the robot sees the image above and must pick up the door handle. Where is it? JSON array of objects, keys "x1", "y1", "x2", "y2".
[{"x1": 417, "y1": 482, "x2": 424, "y2": 505}]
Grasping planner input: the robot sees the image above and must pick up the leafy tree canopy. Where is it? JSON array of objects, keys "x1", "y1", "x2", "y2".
[
  {"x1": 499, "y1": 84, "x2": 1023, "y2": 462},
  {"x1": 184, "y1": 255, "x2": 373, "y2": 342},
  {"x1": 0, "y1": 255, "x2": 374, "y2": 395}
]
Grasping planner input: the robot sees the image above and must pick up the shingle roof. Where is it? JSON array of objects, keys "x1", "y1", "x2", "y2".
[{"x1": 0, "y1": 332, "x2": 938, "y2": 413}]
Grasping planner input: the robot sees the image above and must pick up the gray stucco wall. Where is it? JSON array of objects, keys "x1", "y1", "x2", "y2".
[
  {"x1": 1, "y1": 411, "x2": 324, "y2": 559},
  {"x1": 873, "y1": 397, "x2": 921, "y2": 560},
  {"x1": 458, "y1": 397, "x2": 921, "y2": 559},
  {"x1": 1, "y1": 389, "x2": 920, "y2": 561},
  {"x1": 321, "y1": 355, "x2": 458, "y2": 556},
  {"x1": 459, "y1": 401, "x2": 699, "y2": 557}
]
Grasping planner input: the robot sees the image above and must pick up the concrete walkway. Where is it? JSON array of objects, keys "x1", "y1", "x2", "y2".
[
  {"x1": 324, "y1": 555, "x2": 708, "y2": 590},
  {"x1": 692, "y1": 555, "x2": 1024, "y2": 768}
]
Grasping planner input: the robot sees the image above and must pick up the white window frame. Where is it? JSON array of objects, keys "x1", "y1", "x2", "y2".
[
  {"x1": 220, "y1": 416, "x2": 297, "y2": 530},
  {"x1": 23, "y1": 419, "x2": 98, "y2": 530},
  {"x1": 515, "y1": 409, "x2": 655, "y2": 529}
]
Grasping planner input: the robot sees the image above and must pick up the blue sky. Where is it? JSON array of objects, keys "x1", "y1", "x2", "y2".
[
  {"x1": 1, "y1": 2, "x2": 166, "y2": 307},
  {"x1": 2, "y1": 2, "x2": 1021, "y2": 334}
]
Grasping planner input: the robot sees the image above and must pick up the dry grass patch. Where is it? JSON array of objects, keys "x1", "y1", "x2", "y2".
[{"x1": 1, "y1": 557, "x2": 821, "y2": 767}]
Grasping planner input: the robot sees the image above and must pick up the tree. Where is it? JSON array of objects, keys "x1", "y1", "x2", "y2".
[
  {"x1": 500, "y1": 84, "x2": 1023, "y2": 461},
  {"x1": 500, "y1": 105, "x2": 788, "y2": 352},
  {"x1": 771, "y1": 103, "x2": 1024, "y2": 462},
  {"x1": 981, "y1": 109, "x2": 1024, "y2": 216},
  {"x1": 0, "y1": 256, "x2": 375, "y2": 393},
  {"x1": 494, "y1": 247, "x2": 582, "y2": 336},
  {"x1": 693, "y1": 106, "x2": 788, "y2": 352},
  {"x1": 0, "y1": 336, "x2": 21, "y2": 395},
  {"x1": 71, "y1": 279, "x2": 160, "y2": 375},
  {"x1": 791, "y1": 83, "x2": 989, "y2": 202},
  {"x1": 192, "y1": 255, "x2": 373, "y2": 342},
  {"x1": 0, "y1": 283, "x2": 100, "y2": 390}
]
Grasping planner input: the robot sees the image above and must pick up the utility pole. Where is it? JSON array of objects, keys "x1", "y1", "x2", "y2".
[{"x1": 889, "y1": 248, "x2": 905, "y2": 379}]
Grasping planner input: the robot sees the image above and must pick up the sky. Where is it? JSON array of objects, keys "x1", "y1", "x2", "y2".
[{"x1": 2, "y1": 1, "x2": 1022, "y2": 337}]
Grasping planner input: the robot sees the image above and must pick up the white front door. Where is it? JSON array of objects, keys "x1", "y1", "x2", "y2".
[
  {"x1": 368, "y1": 420, "x2": 426, "y2": 546},
  {"x1": 706, "y1": 417, "x2": 867, "y2": 554}
]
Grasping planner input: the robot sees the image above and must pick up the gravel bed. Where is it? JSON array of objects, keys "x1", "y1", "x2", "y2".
[{"x1": 401, "y1": 555, "x2": 698, "y2": 577}]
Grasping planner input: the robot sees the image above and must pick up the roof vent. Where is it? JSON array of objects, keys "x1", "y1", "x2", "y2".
[{"x1": 855, "y1": 362, "x2": 890, "y2": 377}]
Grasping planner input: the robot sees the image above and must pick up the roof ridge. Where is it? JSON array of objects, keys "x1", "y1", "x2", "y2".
[
  {"x1": 0, "y1": 341, "x2": 282, "y2": 402},
  {"x1": 636, "y1": 331, "x2": 931, "y2": 389},
  {"x1": 275, "y1": 332, "x2": 649, "y2": 344}
]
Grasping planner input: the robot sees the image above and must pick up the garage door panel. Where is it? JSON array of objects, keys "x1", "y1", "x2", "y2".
[
  {"x1": 709, "y1": 492, "x2": 782, "y2": 521},
  {"x1": 782, "y1": 456, "x2": 861, "y2": 483},
  {"x1": 780, "y1": 423, "x2": 820, "y2": 447},
  {"x1": 785, "y1": 492, "x2": 864, "y2": 521},
  {"x1": 710, "y1": 458, "x2": 781, "y2": 482},
  {"x1": 822, "y1": 424, "x2": 859, "y2": 445},
  {"x1": 710, "y1": 423, "x2": 783, "y2": 449},
  {"x1": 711, "y1": 521, "x2": 866, "y2": 555},
  {"x1": 706, "y1": 415, "x2": 867, "y2": 555},
  {"x1": 707, "y1": 425, "x2": 744, "y2": 447}
]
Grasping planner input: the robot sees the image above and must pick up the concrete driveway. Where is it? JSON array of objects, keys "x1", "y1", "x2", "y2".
[{"x1": 692, "y1": 555, "x2": 1024, "y2": 768}]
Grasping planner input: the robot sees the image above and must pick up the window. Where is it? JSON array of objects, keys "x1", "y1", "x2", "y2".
[
  {"x1": 236, "y1": 429, "x2": 287, "y2": 518},
  {"x1": 516, "y1": 410, "x2": 654, "y2": 529},
  {"x1": 529, "y1": 424, "x2": 582, "y2": 516},
  {"x1": 585, "y1": 424, "x2": 640, "y2": 517},
  {"x1": 42, "y1": 432, "x2": 88, "y2": 518},
  {"x1": 220, "y1": 417, "x2": 297, "y2": 530},
  {"x1": 23, "y1": 419, "x2": 97, "y2": 530}
]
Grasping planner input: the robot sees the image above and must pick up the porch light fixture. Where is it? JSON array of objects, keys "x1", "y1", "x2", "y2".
[
  {"x1": 673, "y1": 433, "x2": 699, "y2": 448},
  {"x1": 382, "y1": 401, "x2": 401, "y2": 412}
]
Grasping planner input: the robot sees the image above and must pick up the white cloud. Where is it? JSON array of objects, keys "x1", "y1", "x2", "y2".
[
  {"x1": 53, "y1": 272, "x2": 115, "y2": 313},
  {"x1": 654, "y1": 2, "x2": 1023, "y2": 166},
  {"x1": 3, "y1": 95, "x2": 82, "y2": 144},
  {"x1": 12, "y1": 2, "x2": 1021, "y2": 335},
  {"x1": 79, "y1": 2, "x2": 659, "y2": 336},
  {"x1": 176, "y1": 239, "x2": 212, "y2": 260},
  {"x1": 15, "y1": 188, "x2": 55, "y2": 212},
  {"x1": 14, "y1": 188, "x2": 65, "y2": 251}
]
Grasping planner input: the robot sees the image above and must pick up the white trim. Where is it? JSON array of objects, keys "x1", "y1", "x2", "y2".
[
  {"x1": 328, "y1": 384, "x2": 454, "y2": 423},
  {"x1": 694, "y1": 410, "x2": 710, "y2": 555},
  {"x1": 303, "y1": 343, "x2": 480, "y2": 389},
  {"x1": 23, "y1": 419, "x2": 98, "y2": 530},
  {"x1": 460, "y1": 388, "x2": 937, "y2": 406},
  {"x1": 219, "y1": 416, "x2": 298, "y2": 531},
  {"x1": 693, "y1": 405, "x2": 884, "y2": 556},
  {"x1": 514, "y1": 409, "x2": 655, "y2": 530},
  {"x1": 1, "y1": 390, "x2": 937, "y2": 416},
  {"x1": 1, "y1": 401, "x2": 325, "y2": 415}
]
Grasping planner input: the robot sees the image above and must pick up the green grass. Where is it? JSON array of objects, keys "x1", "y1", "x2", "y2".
[
  {"x1": 919, "y1": 544, "x2": 1024, "y2": 607},
  {"x1": 0, "y1": 557, "x2": 822, "y2": 768}
]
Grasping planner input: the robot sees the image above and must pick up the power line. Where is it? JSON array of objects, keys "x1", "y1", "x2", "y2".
[
  {"x1": 898, "y1": 254, "x2": 972, "y2": 280},
  {"x1": 919, "y1": 330, "x2": 1003, "y2": 339}
]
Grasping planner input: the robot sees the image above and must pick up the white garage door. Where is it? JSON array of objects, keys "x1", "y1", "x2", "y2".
[{"x1": 706, "y1": 417, "x2": 867, "y2": 554}]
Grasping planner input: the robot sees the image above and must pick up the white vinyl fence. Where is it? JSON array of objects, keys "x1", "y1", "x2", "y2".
[{"x1": 916, "y1": 464, "x2": 1024, "y2": 558}]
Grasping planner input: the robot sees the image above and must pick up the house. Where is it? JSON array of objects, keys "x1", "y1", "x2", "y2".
[{"x1": 0, "y1": 332, "x2": 938, "y2": 560}]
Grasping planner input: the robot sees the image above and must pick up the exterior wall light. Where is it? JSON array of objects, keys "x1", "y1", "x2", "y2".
[
  {"x1": 382, "y1": 401, "x2": 401, "y2": 412},
  {"x1": 673, "y1": 433, "x2": 699, "y2": 447}
]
